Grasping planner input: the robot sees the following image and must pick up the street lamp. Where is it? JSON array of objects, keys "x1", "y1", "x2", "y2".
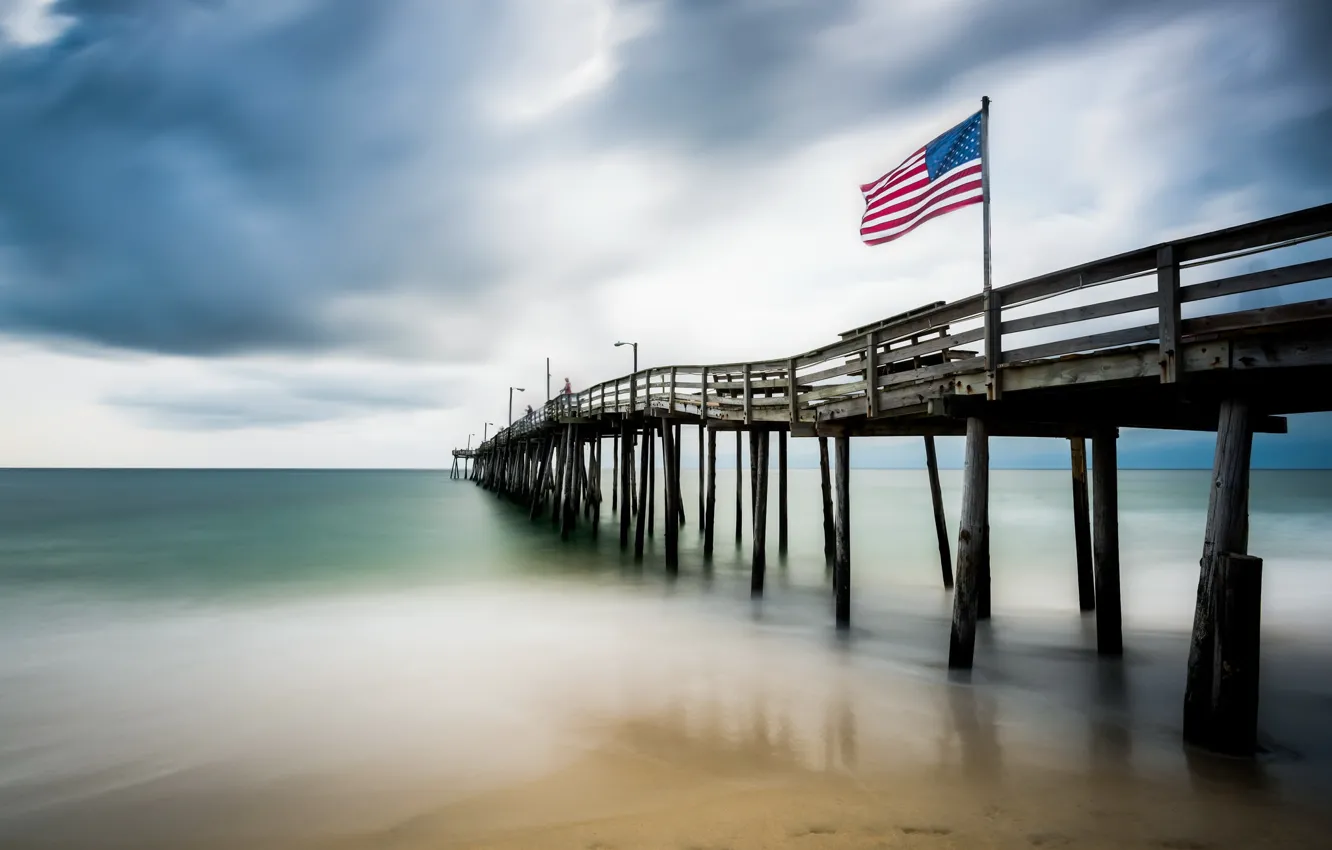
[
  {"x1": 509, "y1": 387, "x2": 526, "y2": 426},
  {"x1": 484, "y1": 422, "x2": 494, "y2": 441},
  {"x1": 615, "y1": 341, "x2": 639, "y2": 409},
  {"x1": 614, "y1": 341, "x2": 638, "y2": 374},
  {"x1": 465, "y1": 433, "x2": 474, "y2": 478}
]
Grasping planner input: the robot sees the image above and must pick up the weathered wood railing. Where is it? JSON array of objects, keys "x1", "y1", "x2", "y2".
[{"x1": 463, "y1": 203, "x2": 1331, "y2": 456}]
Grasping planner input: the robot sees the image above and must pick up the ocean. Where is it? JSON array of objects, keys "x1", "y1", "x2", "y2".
[{"x1": 2, "y1": 467, "x2": 1331, "y2": 848}]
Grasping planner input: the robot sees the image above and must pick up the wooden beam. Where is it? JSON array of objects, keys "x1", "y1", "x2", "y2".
[
  {"x1": 924, "y1": 435, "x2": 952, "y2": 589},
  {"x1": 619, "y1": 423, "x2": 633, "y2": 549},
  {"x1": 735, "y1": 430, "x2": 743, "y2": 544},
  {"x1": 634, "y1": 424, "x2": 650, "y2": 561},
  {"x1": 1070, "y1": 437, "x2": 1095, "y2": 612},
  {"x1": 1092, "y1": 428, "x2": 1122, "y2": 656},
  {"x1": 750, "y1": 430, "x2": 769, "y2": 597},
  {"x1": 662, "y1": 418, "x2": 679, "y2": 573},
  {"x1": 1158, "y1": 245, "x2": 1182, "y2": 383},
  {"x1": 778, "y1": 430, "x2": 788, "y2": 555},
  {"x1": 704, "y1": 427, "x2": 717, "y2": 561},
  {"x1": 1185, "y1": 398, "x2": 1254, "y2": 748},
  {"x1": 1213, "y1": 552, "x2": 1263, "y2": 755},
  {"x1": 866, "y1": 330, "x2": 880, "y2": 417},
  {"x1": 948, "y1": 418, "x2": 988, "y2": 669},
  {"x1": 834, "y1": 435, "x2": 851, "y2": 628},
  {"x1": 819, "y1": 436, "x2": 835, "y2": 572}
]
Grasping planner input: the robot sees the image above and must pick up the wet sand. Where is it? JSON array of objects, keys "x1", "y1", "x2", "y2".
[{"x1": 4, "y1": 584, "x2": 1330, "y2": 849}]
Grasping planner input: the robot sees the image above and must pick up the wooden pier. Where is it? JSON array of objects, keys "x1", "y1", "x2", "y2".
[{"x1": 452, "y1": 203, "x2": 1332, "y2": 755}]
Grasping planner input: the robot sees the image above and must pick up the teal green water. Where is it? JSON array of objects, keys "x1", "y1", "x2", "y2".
[{"x1": 2, "y1": 468, "x2": 1331, "y2": 846}]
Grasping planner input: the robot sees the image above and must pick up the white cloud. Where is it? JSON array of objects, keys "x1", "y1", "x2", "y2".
[{"x1": 0, "y1": 0, "x2": 70, "y2": 48}]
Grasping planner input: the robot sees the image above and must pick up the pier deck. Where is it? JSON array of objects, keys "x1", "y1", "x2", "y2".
[{"x1": 453, "y1": 202, "x2": 1332, "y2": 756}]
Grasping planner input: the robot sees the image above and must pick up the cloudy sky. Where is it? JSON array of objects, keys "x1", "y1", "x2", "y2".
[{"x1": 0, "y1": 0, "x2": 1329, "y2": 469}]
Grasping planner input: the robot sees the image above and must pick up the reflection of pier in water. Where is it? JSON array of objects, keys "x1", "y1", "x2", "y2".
[{"x1": 458, "y1": 203, "x2": 1332, "y2": 757}]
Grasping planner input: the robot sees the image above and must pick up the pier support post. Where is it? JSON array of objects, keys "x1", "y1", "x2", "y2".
[
  {"x1": 750, "y1": 430, "x2": 769, "y2": 596},
  {"x1": 833, "y1": 435, "x2": 851, "y2": 628},
  {"x1": 662, "y1": 419, "x2": 679, "y2": 573},
  {"x1": 612, "y1": 432, "x2": 618, "y2": 514},
  {"x1": 1070, "y1": 437, "x2": 1096, "y2": 611},
  {"x1": 634, "y1": 423, "x2": 650, "y2": 562},
  {"x1": 735, "y1": 431, "x2": 743, "y2": 544},
  {"x1": 647, "y1": 427, "x2": 656, "y2": 537},
  {"x1": 1213, "y1": 553, "x2": 1263, "y2": 755},
  {"x1": 619, "y1": 423, "x2": 633, "y2": 549},
  {"x1": 551, "y1": 427, "x2": 569, "y2": 528},
  {"x1": 704, "y1": 427, "x2": 717, "y2": 561},
  {"x1": 949, "y1": 418, "x2": 989, "y2": 669},
  {"x1": 698, "y1": 423, "x2": 705, "y2": 535},
  {"x1": 590, "y1": 436, "x2": 601, "y2": 538},
  {"x1": 819, "y1": 436, "x2": 835, "y2": 572},
  {"x1": 561, "y1": 428, "x2": 579, "y2": 541},
  {"x1": 530, "y1": 436, "x2": 553, "y2": 520},
  {"x1": 924, "y1": 436, "x2": 953, "y2": 589},
  {"x1": 778, "y1": 430, "x2": 788, "y2": 555},
  {"x1": 1092, "y1": 428, "x2": 1122, "y2": 656},
  {"x1": 1185, "y1": 399, "x2": 1255, "y2": 750},
  {"x1": 675, "y1": 422, "x2": 686, "y2": 527}
]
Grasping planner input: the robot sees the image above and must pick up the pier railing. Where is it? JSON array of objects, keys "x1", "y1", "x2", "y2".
[{"x1": 462, "y1": 203, "x2": 1331, "y2": 456}]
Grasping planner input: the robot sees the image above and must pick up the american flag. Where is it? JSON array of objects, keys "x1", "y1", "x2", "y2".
[{"x1": 860, "y1": 111, "x2": 983, "y2": 246}]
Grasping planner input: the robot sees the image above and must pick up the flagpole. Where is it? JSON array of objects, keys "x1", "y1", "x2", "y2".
[{"x1": 980, "y1": 95, "x2": 992, "y2": 292}]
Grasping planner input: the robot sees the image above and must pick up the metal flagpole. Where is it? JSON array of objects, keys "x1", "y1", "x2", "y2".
[{"x1": 980, "y1": 95, "x2": 992, "y2": 293}]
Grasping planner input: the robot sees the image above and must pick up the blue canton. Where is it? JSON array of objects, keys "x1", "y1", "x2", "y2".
[{"x1": 924, "y1": 111, "x2": 982, "y2": 181}]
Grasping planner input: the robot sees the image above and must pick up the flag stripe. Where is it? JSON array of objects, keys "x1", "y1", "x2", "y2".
[
  {"x1": 859, "y1": 109, "x2": 984, "y2": 247},
  {"x1": 859, "y1": 148, "x2": 924, "y2": 196},
  {"x1": 864, "y1": 164, "x2": 929, "y2": 214},
  {"x1": 863, "y1": 194, "x2": 983, "y2": 246},
  {"x1": 857, "y1": 149, "x2": 921, "y2": 198},
  {"x1": 861, "y1": 181, "x2": 983, "y2": 241},
  {"x1": 860, "y1": 166, "x2": 983, "y2": 235}
]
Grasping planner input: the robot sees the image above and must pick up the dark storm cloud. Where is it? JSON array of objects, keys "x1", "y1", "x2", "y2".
[
  {"x1": 0, "y1": 0, "x2": 1328, "y2": 358},
  {"x1": 109, "y1": 372, "x2": 455, "y2": 430},
  {"x1": 0, "y1": 0, "x2": 505, "y2": 355}
]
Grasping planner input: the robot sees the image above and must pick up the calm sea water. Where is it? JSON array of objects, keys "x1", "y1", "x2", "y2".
[{"x1": 2, "y1": 467, "x2": 1331, "y2": 846}]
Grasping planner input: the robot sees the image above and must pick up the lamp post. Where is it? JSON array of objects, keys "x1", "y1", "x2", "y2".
[
  {"x1": 615, "y1": 341, "x2": 638, "y2": 409},
  {"x1": 614, "y1": 341, "x2": 638, "y2": 374},
  {"x1": 484, "y1": 422, "x2": 494, "y2": 442},
  {"x1": 509, "y1": 387, "x2": 525, "y2": 426},
  {"x1": 465, "y1": 433, "x2": 474, "y2": 478}
]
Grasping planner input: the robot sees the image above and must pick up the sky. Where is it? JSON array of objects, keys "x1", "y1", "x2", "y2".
[{"x1": 0, "y1": 0, "x2": 1329, "y2": 469}]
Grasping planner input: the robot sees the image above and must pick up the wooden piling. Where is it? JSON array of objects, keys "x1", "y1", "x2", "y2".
[
  {"x1": 704, "y1": 427, "x2": 717, "y2": 560},
  {"x1": 833, "y1": 435, "x2": 851, "y2": 628},
  {"x1": 647, "y1": 426, "x2": 656, "y2": 536},
  {"x1": 924, "y1": 435, "x2": 952, "y2": 589},
  {"x1": 551, "y1": 426, "x2": 569, "y2": 528},
  {"x1": 619, "y1": 423, "x2": 633, "y2": 549},
  {"x1": 750, "y1": 430, "x2": 769, "y2": 596},
  {"x1": 561, "y1": 428, "x2": 579, "y2": 541},
  {"x1": 778, "y1": 430, "x2": 788, "y2": 555},
  {"x1": 612, "y1": 432, "x2": 619, "y2": 514},
  {"x1": 1184, "y1": 399, "x2": 1254, "y2": 749},
  {"x1": 634, "y1": 424, "x2": 650, "y2": 562},
  {"x1": 1070, "y1": 437, "x2": 1095, "y2": 611},
  {"x1": 698, "y1": 423, "x2": 704, "y2": 535},
  {"x1": 1092, "y1": 428, "x2": 1123, "y2": 656},
  {"x1": 735, "y1": 430, "x2": 743, "y2": 544},
  {"x1": 1212, "y1": 552, "x2": 1263, "y2": 755},
  {"x1": 819, "y1": 436, "x2": 835, "y2": 571},
  {"x1": 590, "y1": 436, "x2": 601, "y2": 538},
  {"x1": 948, "y1": 418, "x2": 988, "y2": 669},
  {"x1": 662, "y1": 419, "x2": 680, "y2": 574},
  {"x1": 675, "y1": 422, "x2": 686, "y2": 527},
  {"x1": 530, "y1": 436, "x2": 554, "y2": 520}
]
